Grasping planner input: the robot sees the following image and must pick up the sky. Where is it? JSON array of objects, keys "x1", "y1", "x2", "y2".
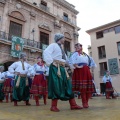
[{"x1": 66, "y1": 0, "x2": 120, "y2": 53}]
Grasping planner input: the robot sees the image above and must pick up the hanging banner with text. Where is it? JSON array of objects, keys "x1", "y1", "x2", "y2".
[{"x1": 11, "y1": 36, "x2": 24, "y2": 58}]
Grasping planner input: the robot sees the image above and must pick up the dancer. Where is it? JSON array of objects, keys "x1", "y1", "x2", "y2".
[
  {"x1": 8, "y1": 52, "x2": 32, "y2": 106},
  {"x1": 43, "y1": 33, "x2": 82, "y2": 112},
  {"x1": 71, "y1": 43, "x2": 94, "y2": 108},
  {"x1": 3, "y1": 71, "x2": 14, "y2": 103},
  {"x1": 30, "y1": 57, "x2": 48, "y2": 106},
  {"x1": 0, "y1": 66, "x2": 6, "y2": 102},
  {"x1": 102, "y1": 71, "x2": 116, "y2": 99}
]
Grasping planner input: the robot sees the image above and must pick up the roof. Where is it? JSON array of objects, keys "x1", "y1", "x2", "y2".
[{"x1": 86, "y1": 19, "x2": 120, "y2": 34}]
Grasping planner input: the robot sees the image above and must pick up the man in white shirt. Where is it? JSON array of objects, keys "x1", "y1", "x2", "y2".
[
  {"x1": 43, "y1": 33, "x2": 82, "y2": 112},
  {"x1": 9, "y1": 52, "x2": 31, "y2": 106}
]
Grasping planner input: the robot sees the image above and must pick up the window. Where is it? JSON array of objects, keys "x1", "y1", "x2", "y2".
[
  {"x1": 103, "y1": 27, "x2": 114, "y2": 34},
  {"x1": 41, "y1": 1, "x2": 47, "y2": 6},
  {"x1": 103, "y1": 29, "x2": 109, "y2": 34},
  {"x1": 40, "y1": 32, "x2": 49, "y2": 49},
  {"x1": 96, "y1": 31, "x2": 103, "y2": 39},
  {"x1": 98, "y1": 46, "x2": 106, "y2": 59},
  {"x1": 117, "y1": 42, "x2": 120, "y2": 55},
  {"x1": 64, "y1": 41, "x2": 71, "y2": 54},
  {"x1": 63, "y1": 13, "x2": 68, "y2": 22},
  {"x1": 109, "y1": 27, "x2": 114, "y2": 32},
  {"x1": 99, "y1": 62, "x2": 108, "y2": 76},
  {"x1": 9, "y1": 21, "x2": 22, "y2": 40},
  {"x1": 115, "y1": 25, "x2": 120, "y2": 34},
  {"x1": 40, "y1": 1, "x2": 48, "y2": 11}
]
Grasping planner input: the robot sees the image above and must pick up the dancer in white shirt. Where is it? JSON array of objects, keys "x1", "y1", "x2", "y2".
[
  {"x1": 9, "y1": 52, "x2": 32, "y2": 106},
  {"x1": 43, "y1": 33, "x2": 82, "y2": 112},
  {"x1": 30, "y1": 57, "x2": 48, "y2": 106},
  {"x1": 0, "y1": 66, "x2": 6, "y2": 102},
  {"x1": 102, "y1": 71, "x2": 116, "y2": 99}
]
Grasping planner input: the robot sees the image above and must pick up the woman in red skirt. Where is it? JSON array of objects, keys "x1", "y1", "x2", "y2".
[
  {"x1": 3, "y1": 71, "x2": 14, "y2": 103},
  {"x1": 102, "y1": 71, "x2": 116, "y2": 99},
  {"x1": 30, "y1": 57, "x2": 48, "y2": 106},
  {"x1": 70, "y1": 43, "x2": 94, "y2": 108}
]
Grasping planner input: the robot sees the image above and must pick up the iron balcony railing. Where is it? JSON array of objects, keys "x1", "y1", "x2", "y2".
[
  {"x1": 0, "y1": 31, "x2": 41, "y2": 49},
  {"x1": 39, "y1": 4, "x2": 50, "y2": 12},
  {"x1": 62, "y1": 16, "x2": 71, "y2": 23}
]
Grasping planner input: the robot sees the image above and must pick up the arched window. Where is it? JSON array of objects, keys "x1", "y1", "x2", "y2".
[{"x1": 8, "y1": 11, "x2": 25, "y2": 40}]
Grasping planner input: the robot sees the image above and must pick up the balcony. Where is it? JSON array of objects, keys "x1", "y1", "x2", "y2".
[
  {"x1": 0, "y1": 31, "x2": 41, "y2": 49},
  {"x1": 39, "y1": 4, "x2": 50, "y2": 12},
  {"x1": 62, "y1": 16, "x2": 71, "y2": 23}
]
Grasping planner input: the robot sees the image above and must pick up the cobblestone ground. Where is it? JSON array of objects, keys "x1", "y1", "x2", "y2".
[{"x1": 0, "y1": 97, "x2": 120, "y2": 120}]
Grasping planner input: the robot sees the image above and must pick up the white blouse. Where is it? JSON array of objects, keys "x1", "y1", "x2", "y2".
[
  {"x1": 8, "y1": 61, "x2": 31, "y2": 74},
  {"x1": 70, "y1": 52, "x2": 89, "y2": 65},
  {"x1": 43, "y1": 43, "x2": 67, "y2": 65},
  {"x1": 102, "y1": 76, "x2": 112, "y2": 83},
  {"x1": 34, "y1": 64, "x2": 46, "y2": 72}
]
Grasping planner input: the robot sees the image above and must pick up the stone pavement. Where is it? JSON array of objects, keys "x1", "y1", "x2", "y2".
[{"x1": 0, "y1": 97, "x2": 120, "y2": 120}]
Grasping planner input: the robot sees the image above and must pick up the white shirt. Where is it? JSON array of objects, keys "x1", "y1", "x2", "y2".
[
  {"x1": 6, "y1": 71, "x2": 14, "y2": 78},
  {"x1": 0, "y1": 72, "x2": 6, "y2": 81},
  {"x1": 43, "y1": 43, "x2": 67, "y2": 65},
  {"x1": 102, "y1": 75, "x2": 112, "y2": 83},
  {"x1": 34, "y1": 64, "x2": 46, "y2": 72},
  {"x1": 34, "y1": 64, "x2": 49, "y2": 76},
  {"x1": 70, "y1": 52, "x2": 89, "y2": 65},
  {"x1": 8, "y1": 61, "x2": 31, "y2": 74}
]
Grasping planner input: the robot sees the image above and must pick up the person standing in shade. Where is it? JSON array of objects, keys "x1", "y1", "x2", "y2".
[
  {"x1": 102, "y1": 71, "x2": 116, "y2": 99},
  {"x1": 43, "y1": 33, "x2": 82, "y2": 112},
  {"x1": 8, "y1": 52, "x2": 32, "y2": 106},
  {"x1": 70, "y1": 43, "x2": 94, "y2": 108},
  {"x1": 30, "y1": 57, "x2": 48, "y2": 106}
]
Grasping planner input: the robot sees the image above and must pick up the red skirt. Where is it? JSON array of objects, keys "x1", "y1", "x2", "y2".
[
  {"x1": 30, "y1": 74, "x2": 48, "y2": 95},
  {"x1": 72, "y1": 66, "x2": 94, "y2": 93},
  {"x1": 106, "y1": 82, "x2": 114, "y2": 92},
  {"x1": 3, "y1": 78, "x2": 12, "y2": 93}
]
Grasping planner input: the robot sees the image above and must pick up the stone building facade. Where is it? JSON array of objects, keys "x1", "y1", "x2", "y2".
[{"x1": 0, "y1": 0, "x2": 79, "y2": 70}]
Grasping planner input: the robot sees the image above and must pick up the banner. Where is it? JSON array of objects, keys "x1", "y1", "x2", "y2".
[
  {"x1": 108, "y1": 58, "x2": 119, "y2": 75},
  {"x1": 11, "y1": 36, "x2": 24, "y2": 57}
]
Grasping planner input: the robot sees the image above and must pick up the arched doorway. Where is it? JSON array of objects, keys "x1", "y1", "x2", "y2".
[{"x1": 3, "y1": 61, "x2": 14, "y2": 71}]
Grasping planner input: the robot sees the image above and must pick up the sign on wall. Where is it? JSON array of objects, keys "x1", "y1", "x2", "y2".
[
  {"x1": 11, "y1": 36, "x2": 24, "y2": 57},
  {"x1": 108, "y1": 58, "x2": 119, "y2": 75}
]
